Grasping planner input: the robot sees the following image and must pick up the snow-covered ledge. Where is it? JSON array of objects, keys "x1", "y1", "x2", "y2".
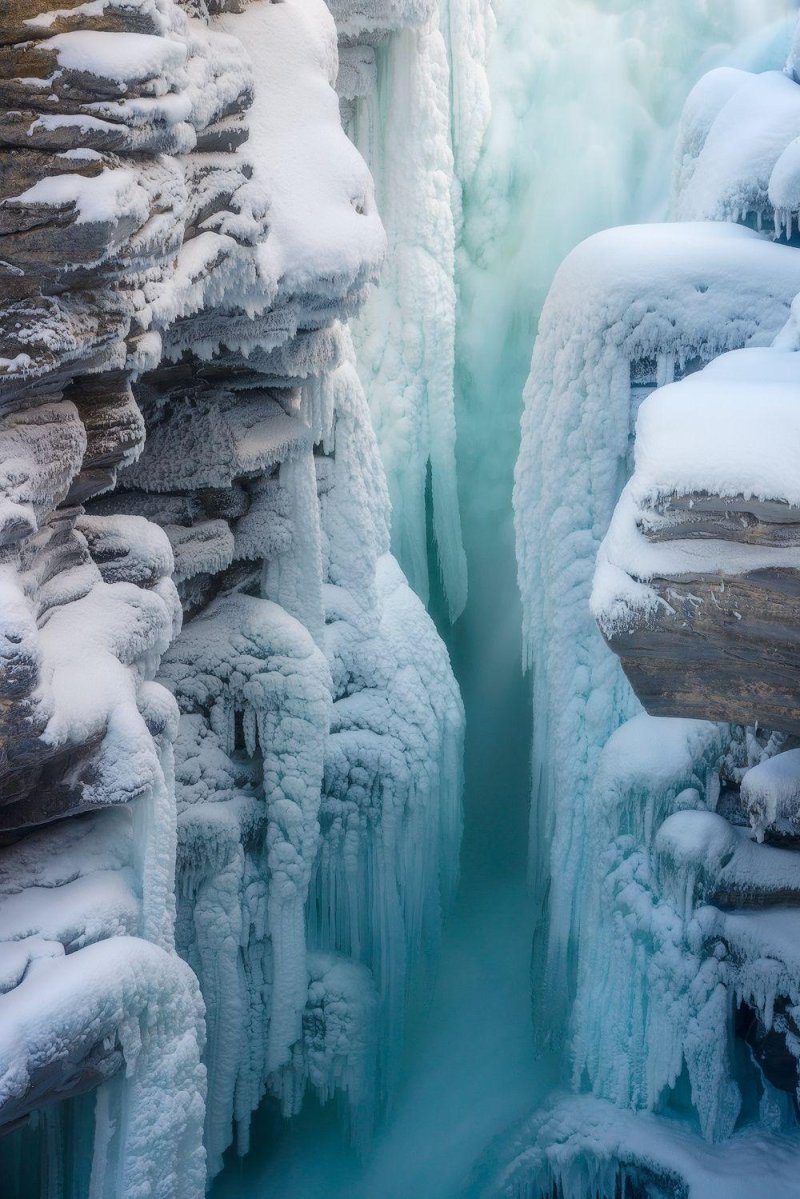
[{"x1": 593, "y1": 346, "x2": 800, "y2": 734}]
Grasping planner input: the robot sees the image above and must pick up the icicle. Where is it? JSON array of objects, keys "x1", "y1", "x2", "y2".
[
  {"x1": 192, "y1": 850, "x2": 246, "y2": 1178},
  {"x1": 349, "y1": 16, "x2": 468, "y2": 619},
  {"x1": 262, "y1": 451, "x2": 325, "y2": 647},
  {"x1": 134, "y1": 713, "x2": 180, "y2": 952},
  {"x1": 317, "y1": 343, "x2": 391, "y2": 643},
  {"x1": 310, "y1": 554, "x2": 463, "y2": 1094}
]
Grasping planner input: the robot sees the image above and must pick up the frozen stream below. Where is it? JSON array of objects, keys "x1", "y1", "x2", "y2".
[{"x1": 211, "y1": 4, "x2": 797, "y2": 1196}]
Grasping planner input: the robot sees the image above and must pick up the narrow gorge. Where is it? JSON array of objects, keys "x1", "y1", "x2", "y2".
[{"x1": 2, "y1": 2, "x2": 800, "y2": 1198}]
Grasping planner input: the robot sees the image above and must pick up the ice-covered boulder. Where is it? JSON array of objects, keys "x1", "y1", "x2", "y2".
[
  {"x1": 742, "y1": 748, "x2": 800, "y2": 843},
  {"x1": 675, "y1": 68, "x2": 800, "y2": 234},
  {"x1": 473, "y1": 1093, "x2": 800, "y2": 1199}
]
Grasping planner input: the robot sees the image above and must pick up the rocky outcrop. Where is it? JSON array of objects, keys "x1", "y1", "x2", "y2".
[
  {"x1": 0, "y1": 10, "x2": 215, "y2": 1183},
  {"x1": 594, "y1": 347, "x2": 800, "y2": 737},
  {"x1": 512, "y1": 215, "x2": 800, "y2": 1060}
]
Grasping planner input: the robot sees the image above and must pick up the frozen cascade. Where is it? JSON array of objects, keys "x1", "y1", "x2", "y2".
[{"x1": 340, "y1": 0, "x2": 493, "y2": 619}]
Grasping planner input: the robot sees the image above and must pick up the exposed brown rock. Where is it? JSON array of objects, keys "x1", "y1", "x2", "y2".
[
  {"x1": 647, "y1": 493, "x2": 800, "y2": 547},
  {"x1": 605, "y1": 566, "x2": 800, "y2": 735}
]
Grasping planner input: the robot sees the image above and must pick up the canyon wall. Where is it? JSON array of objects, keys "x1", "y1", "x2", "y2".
[
  {"x1": 506, "y1": 19, "x2": 800, "y2": 1198},
  {"x1": 0, "y1": 2, "x2": 463, "y2": 1193}
]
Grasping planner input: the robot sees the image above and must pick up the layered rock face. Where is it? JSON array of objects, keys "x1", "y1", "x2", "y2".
[
  {"x1": 0, "y1": 1, "x2": 463, "y2": 1194},
  {"x1": 507, "y1": 22, "x2": 800, "y2": 1199}
]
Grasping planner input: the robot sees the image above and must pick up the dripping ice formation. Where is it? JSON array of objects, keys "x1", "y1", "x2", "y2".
[
  {"x1": 0, "y1": 0, "x2": 464, "y2": 1192},
  {"x1": 339, "y1": 0, "x2": 492, "y2": 619}
]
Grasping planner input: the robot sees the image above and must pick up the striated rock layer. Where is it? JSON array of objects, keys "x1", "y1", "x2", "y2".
[{"x1": 0, "y1": 0, "x2": 463, "y2": 1194}]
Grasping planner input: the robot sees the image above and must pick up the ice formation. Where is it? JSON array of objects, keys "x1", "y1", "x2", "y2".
[
  {"x1": 337, "y1": 0, "x2": 492, "y2": 618},
  {"x1": 0, "y1": 0, "x2": 464, "y2": 1192},
  {"x1": 514, "y1": 218, "x2": 800, "y2": 1032},
  {"x1": 509, "y1": 9, "x2": 800, "y2": 1197}
]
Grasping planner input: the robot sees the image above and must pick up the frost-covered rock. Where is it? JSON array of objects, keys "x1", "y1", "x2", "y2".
[
  {"x1": 510, "y1": 20, "x2": 800, "y2": 1196},
  {"x1": 474, "y1": 1094, "x2": 800, "y2": 1199},
  {"x1": 0, "y1": 0, "x2": 463, "y2": 1191},
  {"x1": 674, "y1": 68, "x2": 800, "y2": 234},
  {"x1": 742, "y1": 748, "x2": 800, "y2": 843},
  {"x1": 512, "y1": 219, "x2": 800, "y2": 1039}
]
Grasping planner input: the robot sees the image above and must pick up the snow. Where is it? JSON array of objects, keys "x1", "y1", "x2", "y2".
[
  {"x1": 24, "y1": 0, "x2": 172, "y2": 35},
  {"x1": 742, "y1": 748, "x2": 800, "y2": 841},
  {"x1": 593, "y1": 491, "x2": 800, "y2": 636},
  {"x1": 674, "y1": 69, "x2": 800, "y2": 227},
  {"x1": 216, "y1": 0, "x2": 386, "y2": 305},
  {"x1": 0, "y1": 809, "x2": 138, "y2": 949},
  {"x1": 476, "y1": 1093, "x2": 800, "y2": 1199},
  {"x1": 40, "y1": 30, "x2": 188, "y2": 84},
  {"x1": 328, "y1": 0, "x2": 434, "y2": 41},
  {"x1": 0, "y1": 400, "x2": 86, "y2": 543},
  {"x1": 10, "y1": 169, "x2": 151, "y2": 229},
  {"x1": 631, "y1": 348, "x2": 800, "y2": 508},
  {"x1": 0, "y1": 936, "x2": 205, "y2": 1199},
  {"x1": 0, "y1": 514, "x2": 181, "y2": 955},
  {"x1": 77, "y1": 515, "x2": 173, "y2": 591},
  {"x1": 123, "y1": 395, "x2": 311, "y2": 493},
  {"x1": 165, "y1": 520, "x2": 235, "y2": 584}
]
